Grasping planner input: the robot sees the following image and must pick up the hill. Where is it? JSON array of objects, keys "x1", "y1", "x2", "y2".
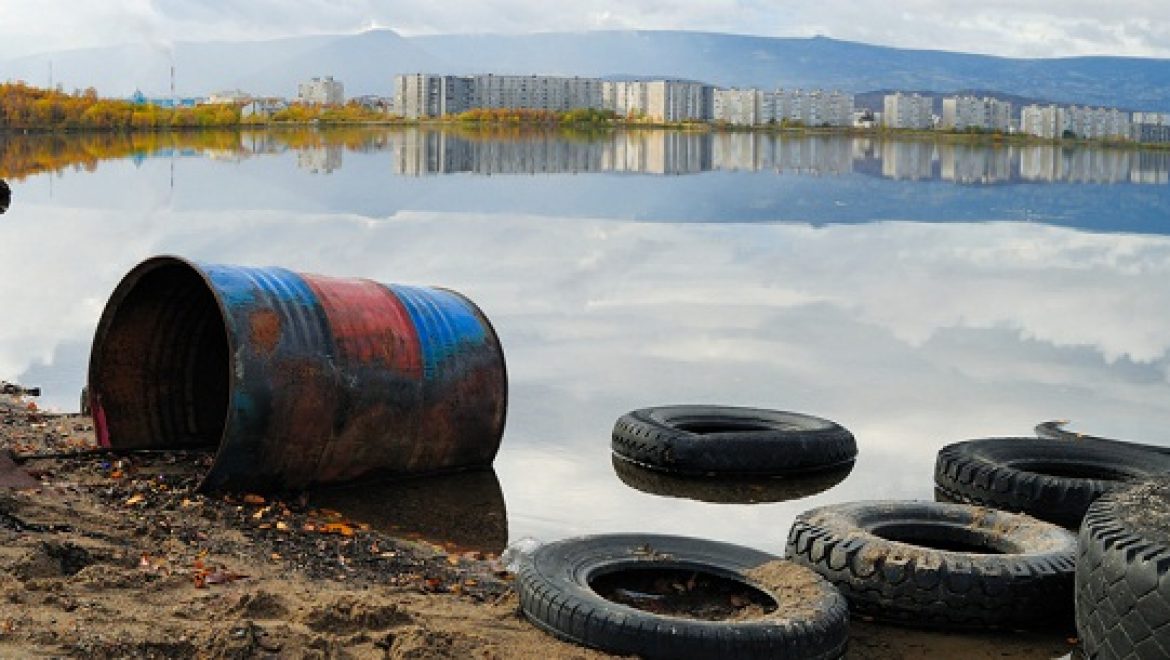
[{"x1": 2, "y1": 29, "x2": 1168, "y2": 111}]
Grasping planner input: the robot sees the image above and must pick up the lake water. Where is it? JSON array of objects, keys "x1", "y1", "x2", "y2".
[{"x1": 2, "y1": 127, "x2": 1169, "y2": 568}]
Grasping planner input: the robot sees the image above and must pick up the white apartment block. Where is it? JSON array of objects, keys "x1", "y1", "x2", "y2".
[
  {"x1": 941, "y1": 96, "x2": 1012, "y2": 132},
  {"x1": 396, "y1": 74, "x2": 605, "y2": 118},
  {"x1": 298, "y1": 76, "x2": 344, "y2": 106},
  {"x1": 1021, "y1": 104, "x2": 1065, "y2": 139},
  {"x1": 645, "y1": 81, "x2": 713, "y2": 122},
  {"x1": 1133, "y1": 112, "x2": 1170, "y2": 144},
  {"x1": 883, "y1": 93, "x2": 933, "y2": 129},
  {"x1": 470, "y1": 75, "x2": 604, "y2": 112},
  {"x1": 713, "y1": 88, "x2": 854, "y2": 127},
  {"x1": 713, "y1": 89, "x2": 762, "y2": 125},
  {"x1": 602, "y1": 81, "x2": 649, "y2": 117},
  {"x1": 1021, "y1": 104, "x2": 1131, "y2": 140}
]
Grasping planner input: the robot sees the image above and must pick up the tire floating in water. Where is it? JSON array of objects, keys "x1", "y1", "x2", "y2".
[
  {"x1": 786, "y1": 500, "x2": 1077, "y2": 629},
  {"x1": 516, "y1": 533, "x2": 849, "y2": 659},
  {"x1": 1077, "y1": 481, "x2": 1170, "y2": 660},
  {"x1": 934, "y1": 437, "x2": 1170, "y2": 528},
  {"x1": 611, "y1": 405, "x2": 856, "y2": 476}
]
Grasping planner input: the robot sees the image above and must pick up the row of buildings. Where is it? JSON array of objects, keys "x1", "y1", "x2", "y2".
[
  {"x1": 881, "y1": 92, "x2": 1170, "y2": 143},
  {"x1": 394, "y1": 74, "x2": 721, "y2": 123},
  {"x1": 394, "y1": 74, "x2": 857, "y2": 127}
]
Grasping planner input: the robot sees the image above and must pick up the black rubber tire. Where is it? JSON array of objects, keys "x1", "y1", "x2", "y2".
[
  {"x1": 1036, "y1": 420, "x2": 1170, "y2": 456},
  {"x1": 611, "y1": 454, "x2": 852, "y2": 504},
  {"x1": 785, "y1": 500, "x2": 1077, "y2": 629},
  {"x1": 1076, "y1": 481, "x2": 1170, "y2": 660},
  {"x1": 934, "y1": 437, "x2": 1170, "y2": 528},
  {"x1": 611, "y1": 405, "x2": 856, "y2": 476},
  {"x1": 516, "y1": 533, "x2": 849, "y2": 659}
]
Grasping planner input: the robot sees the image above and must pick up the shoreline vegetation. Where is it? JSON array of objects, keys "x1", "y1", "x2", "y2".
[
  {"x1": 2, "y1": 80, "x2": 1160, "y2": 152},
  {"x1": 1, "y1": 82, "x2": 1165, "y2": 152},
  {"x1": 2, "y1": 84, "x2": 1167, "y2": 181}
]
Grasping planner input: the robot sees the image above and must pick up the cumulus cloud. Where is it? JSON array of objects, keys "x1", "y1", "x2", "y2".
[{"x1": 2, "y1": 0, "x2": 1170, "y2": 60}]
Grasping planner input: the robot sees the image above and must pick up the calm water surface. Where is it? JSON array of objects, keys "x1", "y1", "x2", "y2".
[{"x1": 2, "y1": 128, "x2": 1168, "y2": 571}]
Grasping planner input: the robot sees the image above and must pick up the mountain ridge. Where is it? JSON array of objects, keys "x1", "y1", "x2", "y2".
[{"x1": 2, "y1": 29, "x2": 1167, "y2": 111}]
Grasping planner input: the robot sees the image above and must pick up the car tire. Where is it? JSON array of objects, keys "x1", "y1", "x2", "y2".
[
  {"x1": 1076, "y1": 481, "x2": 1170, "y2": 660},
  {"x1": 786, "y1": 500, "x2": 1077, "y2": 629},
  {"x1": 612, "y1": 405, "x2": 856, "y2": 476},
  {"x1": 934, "y1": 437, "x2": 1170, "y2": 528},
  {"x1": 516, "y1": 533, "x2": 849, "y2": 659}
]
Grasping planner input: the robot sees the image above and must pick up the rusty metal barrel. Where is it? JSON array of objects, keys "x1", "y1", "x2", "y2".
[{"x1": 87, "y1": 256, "x2": 507, "y2": 493}]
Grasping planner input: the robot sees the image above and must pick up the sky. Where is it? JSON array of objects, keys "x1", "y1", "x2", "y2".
[{"x1": 0, "y1": 0, "x2": 1169, "y2": 61}]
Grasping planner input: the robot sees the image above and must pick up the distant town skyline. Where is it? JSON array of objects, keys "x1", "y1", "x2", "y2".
[{"x1": 1, "y1": 1, "x2": 1168, "y2": 62}]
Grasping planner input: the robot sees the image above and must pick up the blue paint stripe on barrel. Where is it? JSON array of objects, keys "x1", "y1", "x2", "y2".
[{"x1": 390, "y1": 284, "x2": 487, "y2": 380}]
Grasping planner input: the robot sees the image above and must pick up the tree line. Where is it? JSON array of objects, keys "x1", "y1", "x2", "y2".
[{"x1": 0, "y1": 83, "x2": 398, "y2": 132}]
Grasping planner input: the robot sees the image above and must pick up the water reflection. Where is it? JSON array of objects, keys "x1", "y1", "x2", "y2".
[
  {"x1": 3, "y1": 128, "x2": 1170, "y2": 186},
  {"x1": 4, "y1": 209, "x2": 1167, "y2": 551},
  {"x1": 611, "y1": 456, "x2": 853, "y2": 504},
  {"x1": 309, "y1": 470, "x2": 508, "y2": 556}
]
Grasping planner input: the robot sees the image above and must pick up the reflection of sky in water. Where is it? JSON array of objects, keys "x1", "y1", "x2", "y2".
[{"x1": 2, "y1": 137, "x2": 1170, "y2": 556}]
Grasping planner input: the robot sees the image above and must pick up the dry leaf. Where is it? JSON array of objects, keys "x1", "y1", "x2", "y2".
[
  {"x1": 124, "y1": 493, "x2": 145, "y2": 505},
  {"x1": 242, "y1": 494, "x2": 265, "y2": 505}
]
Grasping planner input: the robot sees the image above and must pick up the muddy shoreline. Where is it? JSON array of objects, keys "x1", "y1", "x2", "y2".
[{"x1": 0, "y1": 389, "x2": 1075, "y2": 658}]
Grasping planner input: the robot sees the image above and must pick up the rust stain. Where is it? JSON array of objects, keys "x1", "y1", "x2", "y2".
[{"x1": 249, "y1": 309, "x2": 282, "y2": 355}]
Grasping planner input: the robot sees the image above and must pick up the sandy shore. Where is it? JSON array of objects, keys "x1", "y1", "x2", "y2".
[{"x1": 0, "y1": 388, "x2": 1075, "y2": 658}]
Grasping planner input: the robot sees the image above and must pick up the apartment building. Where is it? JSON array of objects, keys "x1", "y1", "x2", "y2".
[
  {"x1": 883, "y1": 93, "x2": 934, "y2": 129},
  {"x1": 713, "y1": 89, "x2": 762, "y2": 125},
  {"x1": 298, "y1": 76, "x2": 344, "y2": 106},
  {"x1": 712, "y1": 88, "x2": 855, "y2": 127},
  {"x1": 1020, "y1": 104, "x2": 1131, "y2": 140},
  {"x1": 1133, "y1": 112, "x2": 1170, "y2": 144},
  {"x1": 397, "y1": 73, "x2": 607, "y2": 118},
  {"x1": 1020, "y1": 104, "x2": 1064, "y2": 139},
  {"x1": 643, "y1": 81, "x2": 712, "y2": 122},
  {"x1": 470, "y1": 75, "x2": 604, "y2": 112},
  {"x1": 941, "y1": 96, "x2": 1012, "y2": 132}
]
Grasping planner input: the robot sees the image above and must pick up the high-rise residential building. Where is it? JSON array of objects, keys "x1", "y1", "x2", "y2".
[
  {"x1": 1132, "y1": 112, "x2": 1170, "y2": 144},
  {"x1": 1021, "y1": 104, "x2": 1131, "y2": 140},
  {"x1": 397, "y1": 74, "x2": 607, "y2": 118},
  {"x1": 713, "y1": 89, "x2": 762, "y2": 125},
  {"x1": 941, "y1": 96, "x2": 1012, "y2": 132},
  {"x1": 883, "y1": 93, "x2": 934, "y2": 129},
  {"x1": 394, "y1": 74, "x2": 473, "y2": 118},
  {"x1": 298, "y1": 76, "x2": 344, "y2": 106},
  {"x1": 644, "y1": 81, "x2": 712, "y2": 122},
  {"x1": 1020, "y1": 104, "x2": 1066, "y2": 139}
]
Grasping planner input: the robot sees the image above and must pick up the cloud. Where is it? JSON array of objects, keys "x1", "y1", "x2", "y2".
[{"x1": 2, "y1": 1, "x2": 1170, "y2": 61}]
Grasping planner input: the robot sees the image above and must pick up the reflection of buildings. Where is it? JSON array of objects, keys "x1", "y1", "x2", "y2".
[
  {"x1": 880, "y1": 141, "x2": 936, "y2": 180},
  {"x1": 297, "y1": 145, "x2": 343, "y2": 174},
  {"x1": 1017, "y1": 146, "x2": 1170, "y2": 184},
  {"x1": 939, "y1": 144, "x2": 1012, "y2": 183},
  {"x1": 386, "y1": 130, "x2": 1170, "y2": 185}
]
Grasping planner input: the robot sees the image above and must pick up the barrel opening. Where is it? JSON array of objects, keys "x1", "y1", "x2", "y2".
[{"x1": 91, "y1": 261, "x2": 229, "y2": 450}]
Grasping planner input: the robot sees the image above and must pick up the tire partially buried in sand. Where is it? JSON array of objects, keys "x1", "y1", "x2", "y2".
[
  {"x1": 786, "y1": 501, "x2": 1077, "y2": 629},
  {"x1": 611, "y1": 405, "x2": 857, "y2": 476},
  {"x1": 934, "y1": 437, "x2": 1170, "y2": 528},
  {"x1": 1076, "y1": 481, "x2": 1170, "y2": 660},
  {"x1": 516, "y1": 534, "x2": 849, "y2": 659}
]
